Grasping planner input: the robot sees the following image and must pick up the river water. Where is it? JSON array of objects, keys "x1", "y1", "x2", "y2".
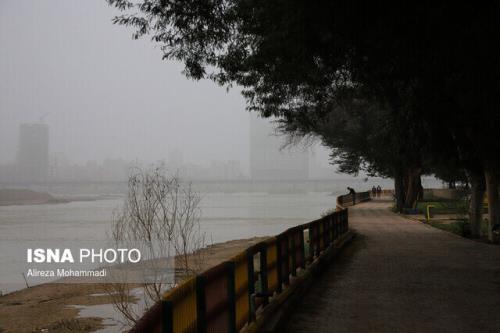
[
  {"x1": 0, "y1": 177, "x2": 441, "y2": 293},
  {"x1": 0, "y1": 191, "x2": 337, "y2": 292}
]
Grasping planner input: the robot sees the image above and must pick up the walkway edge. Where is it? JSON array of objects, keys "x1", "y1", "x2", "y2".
[{"x1": 242, "y1": 230, "x2": 356, "y2": 333}]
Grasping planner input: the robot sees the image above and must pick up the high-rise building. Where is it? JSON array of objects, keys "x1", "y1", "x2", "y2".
[
  {"x1": 249, "y1": 114, "x2": 309, "y2": 180},
  {"x1": 17, "y1": 123, "x2": 49, "y2": 183}
]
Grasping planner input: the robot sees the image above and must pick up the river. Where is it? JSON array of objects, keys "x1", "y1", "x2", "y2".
[{"x1": 0, "y1": 177, "x2": 441, "y2": 293}]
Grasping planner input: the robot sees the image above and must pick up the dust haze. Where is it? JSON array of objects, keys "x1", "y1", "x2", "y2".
[{"x1": 1, "y1": 0, "x2": 351, "y2": 184}]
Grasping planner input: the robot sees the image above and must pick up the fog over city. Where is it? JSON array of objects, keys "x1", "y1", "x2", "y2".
[{"x1": 0, "y1": 0, "x2": 338, "y2": 183}]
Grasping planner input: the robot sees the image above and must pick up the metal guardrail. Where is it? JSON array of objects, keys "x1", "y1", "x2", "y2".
[{"x1": 129, "y1": 203, "x2": 354, "y2": 333}]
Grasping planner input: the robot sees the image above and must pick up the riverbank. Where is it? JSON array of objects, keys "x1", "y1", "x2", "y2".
[
  {"x1": 0, "y1": 189, "x2": 70, "y2": 206},
  {"x1": 0, "y1": 236, "x2": 267, "y2": 333},
  {"x1": 0, "y1": 188, "x2": 115, "y2": 206}
]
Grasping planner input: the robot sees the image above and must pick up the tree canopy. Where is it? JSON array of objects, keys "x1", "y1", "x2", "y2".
[{"x1": 108, "y1": 0, "x2": 500, "y2": 240}]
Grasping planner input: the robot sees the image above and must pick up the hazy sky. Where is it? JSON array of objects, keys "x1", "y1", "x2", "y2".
[{"x1": 0, "y1": 0, "x2": 332, "y2": 170}]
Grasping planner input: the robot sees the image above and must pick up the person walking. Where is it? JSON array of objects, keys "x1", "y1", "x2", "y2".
[
  {"x1": 372, "y1": 186, "x2": 377, "y2": 197},
  {"x1": 376, "y1": 185, "x2": 382, "y2": 197},
  {"x1": 347, "y1": 186, "x2": 356, "y2": 204}
]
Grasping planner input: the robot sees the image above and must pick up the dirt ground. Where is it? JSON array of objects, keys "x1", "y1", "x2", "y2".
[{"x1": 0, "y1": 237, "x2": 267, "y2": 333}]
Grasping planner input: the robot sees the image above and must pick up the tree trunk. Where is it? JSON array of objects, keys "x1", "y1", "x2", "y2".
[
  {"x1": 417, "y1": 181, "x2": 424, "y2": 201},
  {"x1": 484, "y1": 168, "x2": 500, "y2": 242},
  {"x1": 404, "y1": 167, "x2": 422, "y2": 209},
  {"x1": 394, "y1": 171, "x2": 406, "y2": 213},
  {"x1": 469, "y1": 171, "x2": 485, "y2": 238}
]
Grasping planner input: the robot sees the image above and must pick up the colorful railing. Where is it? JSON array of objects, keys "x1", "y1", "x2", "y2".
[{"x1": 130, "y1": 196, "x2": 360, "y2": 333}]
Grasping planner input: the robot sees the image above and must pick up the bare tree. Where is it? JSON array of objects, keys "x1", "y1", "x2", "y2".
[{"x1": 105, "y1": 164, "x2": 205, "y2": 326}]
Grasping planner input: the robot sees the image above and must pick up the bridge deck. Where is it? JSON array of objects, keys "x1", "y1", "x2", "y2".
[{"x1": 286, "y1": 198, "x2": 500, "y2": 332}]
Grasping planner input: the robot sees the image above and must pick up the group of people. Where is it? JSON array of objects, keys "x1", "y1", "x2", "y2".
[
  {"x1": 344, "y1": 185, "x2": 383, "y2": 205},
  {"x1": 371, "y1": 185, "x2": 383, "y2": 197}
]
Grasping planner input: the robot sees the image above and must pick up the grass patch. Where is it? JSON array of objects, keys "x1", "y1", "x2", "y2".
[
  {"x1": 416, "y1": 200, "x2": 487, "y2": 215},
  {"x1": 428, "y1": 220, "x2": 469, "y2": 237},
  {"x1": 427, "y1": 218, "x2": 490, "y2": 238},
  {"x1": 415, "y1": 201, "x2": 463, "y2": 214}
]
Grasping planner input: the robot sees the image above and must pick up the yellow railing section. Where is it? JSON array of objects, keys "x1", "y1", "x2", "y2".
[
  {"x1": 265, "y1": 239, "x2": 279, "y2": 293},
  {"x1": 233, "y1": 252, "x2": 250, "y2": 330},
  {"x1": 164, "y1": 277, "x2": 198, "y2": 333}
]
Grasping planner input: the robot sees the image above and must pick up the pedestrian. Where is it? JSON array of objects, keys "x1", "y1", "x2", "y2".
[
  {"x1": 372, "y1": 185, "x2": 377, "y2": 197},
  {"x1": 347, "y1": 186, "x2": 356, "y2": 204},
  {"x1": 376, "y1": 185, "x2": 382, "y2": 197}
]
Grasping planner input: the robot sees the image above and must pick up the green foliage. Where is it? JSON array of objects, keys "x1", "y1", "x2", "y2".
[
  {"x1": 425, "y1": 190, "x2": 489, "y2": 238},
  {"x1": 428, "y1": 219, "x2": 490, "y2": 239},
  {"x1": 416, "y1": 201, "x2": 459, "y2": 214},
  {"x1": 107, "y1": 1, "x2": 500, "y2": 196},
  {"x1": 417, "y1": 190, "x2": 476, "y2": 215},
  {"x1": 428, "y1": 220, "x2": 469, "y2": 237}
]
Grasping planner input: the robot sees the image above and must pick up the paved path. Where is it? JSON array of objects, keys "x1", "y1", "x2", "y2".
[{"x1": 286, "y1": 198, "x2": 500, "y2": 333}]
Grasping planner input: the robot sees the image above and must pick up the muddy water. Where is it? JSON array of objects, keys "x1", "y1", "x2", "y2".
[{"x1": 0, "y1": 191, "x2": 341, "y2": 293}]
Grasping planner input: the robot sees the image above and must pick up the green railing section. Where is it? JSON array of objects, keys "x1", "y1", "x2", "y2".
[{"x1": 130, "y1": 192, "x2": 371, "y2": 333}]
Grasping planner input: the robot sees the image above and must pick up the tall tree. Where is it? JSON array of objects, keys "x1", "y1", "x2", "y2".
[
  {"x1": 108, "y1": 0, "x2": 500, "y2": 240},
  {"x1": 277, "y1": 89, "x2": 426, "y2": 212}
]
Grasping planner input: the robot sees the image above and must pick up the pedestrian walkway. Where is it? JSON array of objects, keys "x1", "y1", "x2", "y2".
[{"x1": 286, "y1": 198, "x2": 500, "y2": 333}]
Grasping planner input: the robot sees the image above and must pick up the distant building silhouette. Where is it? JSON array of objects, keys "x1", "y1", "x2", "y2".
[
  {"x1": 250, "y1": 114, "x2": 309, "y2": 180},
  {"x1": 17, "y1": 123, "x2": 49, "y2": 183}
]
